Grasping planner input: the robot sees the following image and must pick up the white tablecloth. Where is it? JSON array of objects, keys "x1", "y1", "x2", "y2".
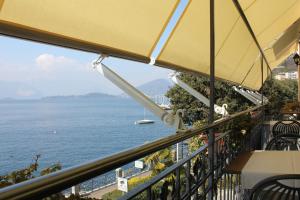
[{"x1": 241, "y1": 151, "x2": 300, "y2": 189}]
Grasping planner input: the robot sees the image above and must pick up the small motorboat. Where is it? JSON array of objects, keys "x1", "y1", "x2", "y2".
[{"x1": 134, "y1": 119, "x2": 155, "y2": 124}]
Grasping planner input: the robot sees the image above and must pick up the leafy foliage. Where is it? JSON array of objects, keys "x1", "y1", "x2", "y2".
[
  {"x1": 0, "y1": 155, "x2": 96, "y2": 200},
  {"x1": 40, "y1": 163, "x2": 62, "y2": 176},
  {"x1": 166, "y1": 73, "x2": 259, "y2": 153},
  {"x1": 0, "y1": 155, "x2": 44, "y2": 188},
  {"x1": 102, "y1": 176, "x2": 152, "y2": 200},
  {"x1": 144, "y1": 148, "x2": 174, "y2": 176},
  {"x1": 166, "y1": 72, "x2": 298, "y2": 123},
  {"x1": 166, "y1": 73, "x2": 252, "y2": 125},
  {"x1": 166, "y1": 72, "x2": 298, "y2": 154},
  {"x1": 262, "y1": 78, "x2": 297, "y2": 115}
]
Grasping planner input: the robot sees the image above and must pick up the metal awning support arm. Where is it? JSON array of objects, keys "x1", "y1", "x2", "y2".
[
  {"x1": 94, "y1": 59, "x2": 186, "y2": 162},
  {"x1": 170, "y1": 73, "x2": 229, "y2": 117},
  {"x1": 93, "y1": 60, "x2": 186, "y2": 131},
  {"x1": 247, "y1": 90, "x2": 263, "y2": 103},
  {"x1": 232, "y1": 0, "x2": 272, "y2": 73},
  {"x1": 233, "y1": 86, "x2": 268, "y2": 105},
  {"x1": 250, "y1": 90, "x2": 268, "y2": 103},
  {"x1": 233, "y1": 86, "x2": 260, "y2": 105}
]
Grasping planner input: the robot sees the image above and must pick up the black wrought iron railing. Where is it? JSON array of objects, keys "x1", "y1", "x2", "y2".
[
  {"x1": 0, "y1": 105, "x2": 264, "y2": 200},
  {"x1": 120, "y1": 115, "x2": 261, "y2": 200},
  {"x1": 120, "y1": 132, "x2": 232, "y2": 200}
]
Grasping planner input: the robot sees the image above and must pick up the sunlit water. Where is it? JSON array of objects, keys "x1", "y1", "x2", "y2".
[{"x1": 0, "y1": 96, "x2": 175, "y2": 177}]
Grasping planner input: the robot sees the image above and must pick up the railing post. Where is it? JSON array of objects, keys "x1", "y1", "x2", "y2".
[
  {"x1": 186, "y1": 161, "x2": 191, "y2": 197},
  {"x1": 208, "y1": 0, "x2": 215, "y2": 199},
  {"x1": 175, "y1": 168, "x2": 181, "y2": 199}
]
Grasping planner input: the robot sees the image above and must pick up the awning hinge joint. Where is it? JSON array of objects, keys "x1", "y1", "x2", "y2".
[{"x1": 92, "y1": 54, "x2": 108, "y2": 68}]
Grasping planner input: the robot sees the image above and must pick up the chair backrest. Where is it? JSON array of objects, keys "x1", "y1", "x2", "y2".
[
  {"x1": 265, "y1": 134, "x2": 300, "y2": 151},
  {"x1": 249, "y1": 174, "x2": 300, "y2": 200},
  {"x1": 272, "y1": 120, "x2": 300, "y2": 137}
]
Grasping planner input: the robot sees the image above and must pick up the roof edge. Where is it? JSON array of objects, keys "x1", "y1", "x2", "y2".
[{"x1": 0, "y1": 20, "x2": 150, "y2": 64}]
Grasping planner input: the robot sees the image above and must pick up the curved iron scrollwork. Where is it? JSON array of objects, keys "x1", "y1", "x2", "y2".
[
  {"x1": 249, "y1": 174, "x2": 300, "y2": 200},
  {"x1": 272, "y1": 120, "x2": 300, "y2": 137},
  {"x1": 120, "y1": 122, "x2": 260, "y2": 200},
  {"x1": 265, "y1": 133, "x2": 300, "y2": 151},
  {"x1": 158, "y1": 178, "x2": 174, "y2": 200}
]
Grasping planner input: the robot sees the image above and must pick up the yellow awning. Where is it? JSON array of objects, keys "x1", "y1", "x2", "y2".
[
  {"x1": 0, "y1": 0, "x2": 179, "y2": 63},
  {"x1": 157, "y1": 0, "x2": 300, "y2": 90},
  {"x1": 0, "y1": 0, "x2": 299, "y2": 90}
]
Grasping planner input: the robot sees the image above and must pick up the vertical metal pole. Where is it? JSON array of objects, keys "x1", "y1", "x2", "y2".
[
  {"x1": 176, "y1": 142, "x2": 183, "y2": 162},
  {"x1": 147, "y1": 187, "x2": 152, "y2": 200},
  {"x1": 297, "y1": 42, "x2": 300, "y2": 103},
  {"x1": 208, "y1": 0, "x2": 215, "y2": 199},
  {"x1": 186, "y1": 161, "x2": 191, "y2": 198},
  {"x1": 260, "y1": 55, "x2": 265, "y2": 149},
  {"x1": 175, "y1": 168, "x2": 180, "y2": 200},
  {"x1": 297, "y1": 62, "x2": 300, "y2": 103},
  {"x1": 261, "y1": 55, "x2": 264, "y2": 105}
]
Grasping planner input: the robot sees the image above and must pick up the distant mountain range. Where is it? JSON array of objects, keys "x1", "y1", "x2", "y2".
[
  {"x1": 0, "y1": 81, "x2": 43, "y2": 100},
  {"x1": 274, "y1": 54, "x2": 298, "y2": 74},
  {"x1": 41, "y1": 93, "x2": 116, "y2": 100},
  {"x1": 0, "y1": 79, "x2": 173, "y2": 100}
]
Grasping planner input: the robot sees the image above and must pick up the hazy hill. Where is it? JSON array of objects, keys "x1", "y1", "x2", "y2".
[
  {"x1": 42, "y1": 93, "x2": 116, "y2": 100},
  {"x1": 273, "y1": 54, "x2": 298, "y2": 74},
  {"x1": 0, "y1": 81, "x2": 43, "y2": 99},
  {"x1": 0, "y1": 79, "x2": 173, "y2": 101}
]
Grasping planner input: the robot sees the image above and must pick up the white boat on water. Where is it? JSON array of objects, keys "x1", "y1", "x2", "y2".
[
  {"x1": 135, "y1": 119, "x2": 155, "y2": 124},
  {"x1": 135, "y1": 108, "x2": 155, "y2": 125}
]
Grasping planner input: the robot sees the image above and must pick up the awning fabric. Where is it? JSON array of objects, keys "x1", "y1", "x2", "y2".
[
  {"x1": 0, "y1": 0, "x2": 180, "y2": 63},
  {"x1": 156, "y1": 0, "x2": 300, "y2": 90},
  {"x1": 0, "y1": 0, "x2": 299, "y2": 90}
]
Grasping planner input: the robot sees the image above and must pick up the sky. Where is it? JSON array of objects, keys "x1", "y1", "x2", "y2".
[{"x1": 0, "y1": 0, "x2": 189, "y2": 98}]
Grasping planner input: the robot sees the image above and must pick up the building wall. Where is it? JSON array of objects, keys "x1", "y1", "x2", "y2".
[{"x1": 274, "y1": 71, "x2": 298, "y2": 80}]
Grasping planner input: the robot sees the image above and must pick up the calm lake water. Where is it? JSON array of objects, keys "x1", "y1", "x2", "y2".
[{"x1": 0, "y1": 96, "x2": 175, "y2": 175}]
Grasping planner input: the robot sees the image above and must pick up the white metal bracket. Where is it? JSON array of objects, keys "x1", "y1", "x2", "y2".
[
  {"x1": 92, "y1": 57, "x2": 186, "y2": 132},
  {"x1": 169, "y1": 73, "x2": 229, "y2": 117},
  {"x1": 233, "y1": 86, "x2": 268, "y2": 105},
  {"x1": 174, "y1": 109, "x2": 187, "y2": 133}
]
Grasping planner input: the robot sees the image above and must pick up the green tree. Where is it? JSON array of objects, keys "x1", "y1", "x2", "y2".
[
  {"x1": 0, "y1": 155, "x2": 51, "y2": 188},
  {"x1": 166, "y1": 72, "x2": 298, "y2": 153},
  {"x1": 0, "y1": 155, "x2": 96, "y2": 200},
  {"x1": 166, "y1": 73, "x2": 263, "y2": 153},
  {"x1": 166, "y1": 73, "x2": 298, "y2": 123},
  {"x1": 144, "y1": 148, "x2": 174, "y2": 176},
  {"x1": 166, "y1": 73, "x2": 252, "y2": 125},
  {"x1": 262, "y1": 78, "x2": 297, "y2": 115}
]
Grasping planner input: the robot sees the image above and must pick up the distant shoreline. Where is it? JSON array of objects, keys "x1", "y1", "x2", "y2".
[
  {"x1": 0, "y1": 78, "x2": 172, "y2": 101},
  {"x1": 0, "y1": 92, "x2": 121, "y2": 102}
]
